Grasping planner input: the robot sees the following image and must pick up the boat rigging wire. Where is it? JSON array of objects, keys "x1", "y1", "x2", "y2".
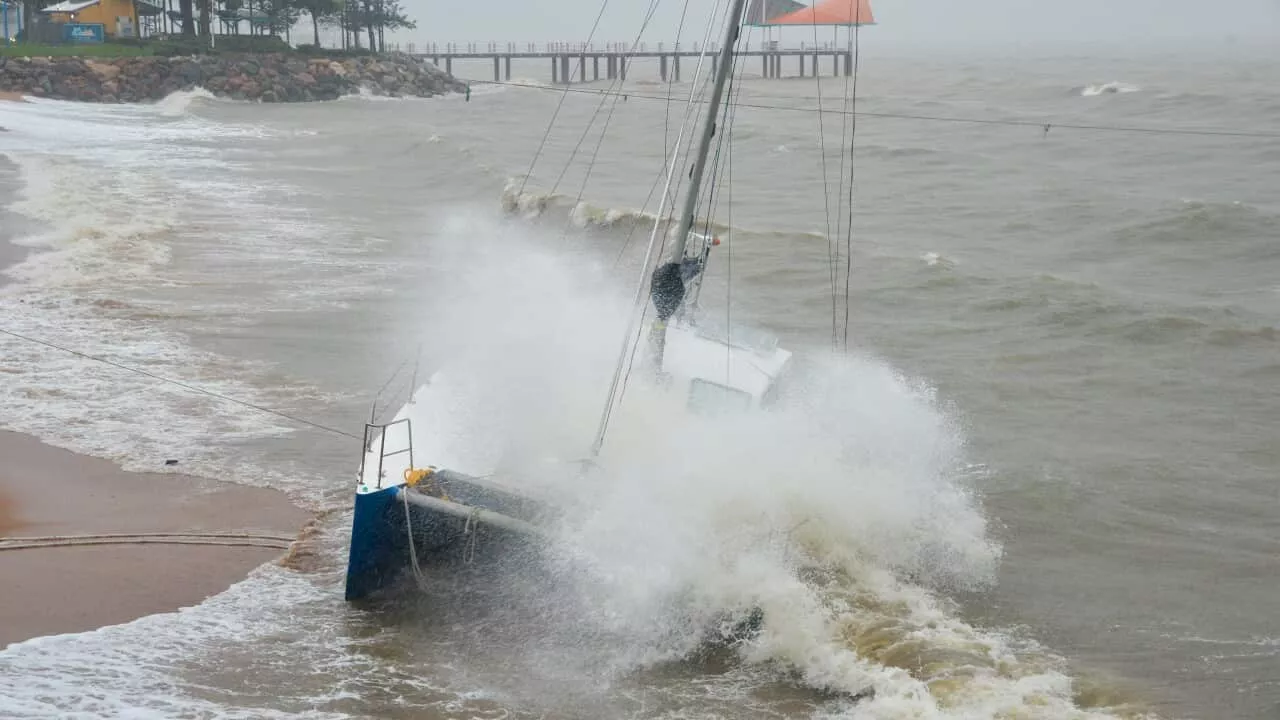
[
  {"x1": 514, "y1": 0, "x2": 615, "y2": 197},
  {"x1": 0, "y1": 327, "x2": 362, "y2": 441},
  {"x1": 683, "y1": 0, "x2": 741, "y2": 260},
  {"x1": 590, "y1": 0, "x2": 737, "y2": 457},
  {"x1": 721, "y1": 29, "x2": 746, "y2": 386},
  {"x1": 687, "y1": 22, "x2": 749, "y2": 312},
  {"x1": 842, "y1": 1, "x2": 863, "y2": 353},
  {"x1": 549, "y1": 0, "x2": 666, "y2": 200},
  {"x1": 663, "y1": 0, "x2": 695, "y2": 187},
  {"x1": 369, "y1": 355, "x2": 412, "y2": 424},
  {"x1": 813, "y1": 19, "x2": 838, "y2": 350},
  {"x1": 725, "y1": 94, "x2": 735, "y2": 388},
  {"x1": 611, "y1": 0, "x2": 748, "y2": 429},
  {"x1": 656, "y1": 1, "x2": 732, "y2": 258}
]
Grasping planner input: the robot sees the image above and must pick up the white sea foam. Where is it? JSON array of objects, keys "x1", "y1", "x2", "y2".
[
  {"x1": 382, "y1": 212, "x2": 1140, "y2": 718},
  {"x1": 0, "y1": 86, "x2": 343, "y2": 488},
  {"x1": 342, "y1": 86, "x2": 423, "y2": 102},
  {"x1": 922, "y1": 251, "x2": 955, "y2": 267},
  {"x1": 154, "y1": 86, "x2": 219, "y2": 117},
  {"x1": 0, "y1": 567, "x2": 353, "y2": 719},
  {"x1": 505, "y1": 77, "x2": 552, "y2": 89},
  {"x1": 1080, "y1": 81, "x2": 1142, "y2": 97},
  {"x1": 0, "y1": 88, "x2": 1168, "y2": 719},
  {"x1": 0, "y1": 101, "x2": 374, "y2": 718}
]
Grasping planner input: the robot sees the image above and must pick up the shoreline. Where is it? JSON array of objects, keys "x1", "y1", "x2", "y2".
[
  {"x1": 0, "y1": 431, "x2": 312, "y2": 649},
  {"x1": 0, "y1": 53, "x2": 465, "y2": 103},
  {"x1": 1, "y1": 114, "x2": 312, "y2": 651},
  {"x1": 0, "y1": 154, "x2": 29, "y2": 286}
]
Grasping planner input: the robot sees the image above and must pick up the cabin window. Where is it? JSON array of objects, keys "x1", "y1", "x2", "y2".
[{"x1": 688, "y1": 379, "x2": 753, "y2": 414}]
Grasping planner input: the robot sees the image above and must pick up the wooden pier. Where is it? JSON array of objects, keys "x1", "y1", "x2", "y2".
[{"x1": 410, "y1": 42, "x2": 854, "y2": 83}]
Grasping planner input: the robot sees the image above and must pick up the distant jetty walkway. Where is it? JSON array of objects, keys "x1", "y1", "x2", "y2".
[{"x1": 409, "y1": 42, "x2": 855, "y2": 83}]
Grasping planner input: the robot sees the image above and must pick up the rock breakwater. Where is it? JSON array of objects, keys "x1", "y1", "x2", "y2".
[{"x1": 0, "y1": 53, "x2": 466, "y2": 103}]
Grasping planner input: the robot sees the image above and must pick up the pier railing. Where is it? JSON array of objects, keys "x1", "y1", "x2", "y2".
[
  {"x1": 397, "y1": 40, "x2": 850, "y2": 55},
  {"x1": 401, "y1": 41, "x2": 853, "y2": 83}
]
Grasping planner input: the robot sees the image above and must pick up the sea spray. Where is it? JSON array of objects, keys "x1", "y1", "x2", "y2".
[
  {"x1": 1078, "y1": 82, "x2": 1142, "y2": 97},
  {"x1": 390, "y1": 212, "x2": 1147, "y2": 717},
  {"x1": 154, "y1": 86, "x2": 219, "y2": 118}
]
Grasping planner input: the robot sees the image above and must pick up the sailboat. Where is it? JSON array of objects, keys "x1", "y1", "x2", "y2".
[{"x1": 344, "y1": 0, "x2": 864, "y2": 601}]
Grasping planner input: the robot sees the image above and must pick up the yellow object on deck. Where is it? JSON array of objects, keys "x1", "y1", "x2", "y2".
[
  {"x1": 404, "y1": 467, "x2": 449, "y2": 500},
  {"x1": 403, "y1": 467, "x2": 433, "y2": 487}
]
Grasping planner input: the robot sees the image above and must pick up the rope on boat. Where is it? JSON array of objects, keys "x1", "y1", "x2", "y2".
[
  {"x1": 400, "y1": 483, "x2": 430, "y2": 590},
  {"x1": 462, "y1": 507, "x2": 481, "y2": 565},
  {"x1": 0, "y1": 532, "x2": 296, "y2": 552},
  {"x1": 397, "y1": 483, "x2": 548, "y2": 580}
]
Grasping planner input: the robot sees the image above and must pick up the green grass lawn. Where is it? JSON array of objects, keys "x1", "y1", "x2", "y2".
[{"x1": 0, "y1": 43, "x2": 153, "y2": 58}]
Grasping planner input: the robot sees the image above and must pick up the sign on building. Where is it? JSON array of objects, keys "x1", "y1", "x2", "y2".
[{"x1": 63, "y1": 22, "x2": 104, "y2": 43}]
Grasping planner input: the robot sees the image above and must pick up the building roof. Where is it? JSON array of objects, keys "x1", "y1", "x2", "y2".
[
  {"x1": 41, "y1": 0, "x2": 101, "y2": 13},
  {"x1": 42, "y1": 0, "x2": 161, "y2": 14}
]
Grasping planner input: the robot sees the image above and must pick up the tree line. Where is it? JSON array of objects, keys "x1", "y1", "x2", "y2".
[{"x1": 172, "y1": 0, "x2": 415, "y2": 51}]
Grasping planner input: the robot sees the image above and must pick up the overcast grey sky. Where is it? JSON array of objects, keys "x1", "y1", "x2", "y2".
[{"x1": 391, "y1": 0, "x2": 1280, "y2": 50}]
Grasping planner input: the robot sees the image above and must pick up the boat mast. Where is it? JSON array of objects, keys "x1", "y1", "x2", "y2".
[
  {"x1": 666, "y1": 0, "x2": 747, "y2": 267},
  {"x1": 586, "y1": 0, "x2": 748, "y2": 459}
]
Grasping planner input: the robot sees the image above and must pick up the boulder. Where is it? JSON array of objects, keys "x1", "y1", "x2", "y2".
[
  {"x1": 87, "y1": 61, "x2": 121, "y2": 80},
  {"x1": 179, "y1": 60, "x2": 203, "y2": 84},
  {"x1": 0, "y1": 52, "x2": 466, "y2": 104}
]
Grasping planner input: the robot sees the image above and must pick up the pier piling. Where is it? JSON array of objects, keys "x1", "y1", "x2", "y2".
[{"x1": 414, "y1": 44, "x2": 850, "y2": 85}]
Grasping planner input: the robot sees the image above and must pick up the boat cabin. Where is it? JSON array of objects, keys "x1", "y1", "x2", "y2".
[{"x1": 662, "y1": 320, "x2": 792, "y2": 413}]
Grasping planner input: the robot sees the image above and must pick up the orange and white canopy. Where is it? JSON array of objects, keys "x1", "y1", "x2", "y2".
[{"x1": 745, "y1": 0, "x2": 875, "y2": 26}]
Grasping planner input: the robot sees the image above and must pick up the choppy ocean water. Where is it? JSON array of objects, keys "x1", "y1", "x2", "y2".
[{"x1": 0, "y1": 46, "x2": 1277, "y2": 719}]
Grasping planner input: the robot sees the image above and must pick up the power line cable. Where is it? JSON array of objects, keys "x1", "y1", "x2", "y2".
[
  {"x1": 0, "y1": 327, "x2": 362, "y2": 441},
  {"x1": 514, "y1": 0, "x2": 616, "y2": 196},
  {"x1": 470, "y1": 79, "x2": 1280, "y2": 139}
]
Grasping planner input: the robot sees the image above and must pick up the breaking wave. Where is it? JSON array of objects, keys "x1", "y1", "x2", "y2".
[
  {"x1": 500, "y1": 180, "x2": 796, "y2": 246},
  {"x1": 387, "y1": 211, "x2": 1153, "y2": 718},
  {"x1": 500, "y1": 180, "x2": 653, "y2": 226},
  {"x1": 0, "y1": 81, "x2": 341, "y2": 490},
  {"x1": 1078, "y1": 82, "x2": 1142, "y2": 97},
  {"x1": 1113, "y1": 199, "x2": 1278, "y2": 252},
  {"x1": 154, "y1": 86, "x2": 219, "y2": 117}
]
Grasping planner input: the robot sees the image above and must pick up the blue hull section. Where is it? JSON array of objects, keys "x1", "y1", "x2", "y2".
[
  {"x1": 344, "y1": 483, "x2": 474, "y2": 601},
  {"x1": 344, "y1": 471, "x2": 545, "y2": 601},
  {"x1": 344, "y1": 486, "x2": 408, "y2": 601}
]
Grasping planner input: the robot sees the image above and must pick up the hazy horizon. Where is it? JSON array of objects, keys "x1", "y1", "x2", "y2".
[{"x1": 381, "y1": 0, "x2": 1280, "y2": 53}]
